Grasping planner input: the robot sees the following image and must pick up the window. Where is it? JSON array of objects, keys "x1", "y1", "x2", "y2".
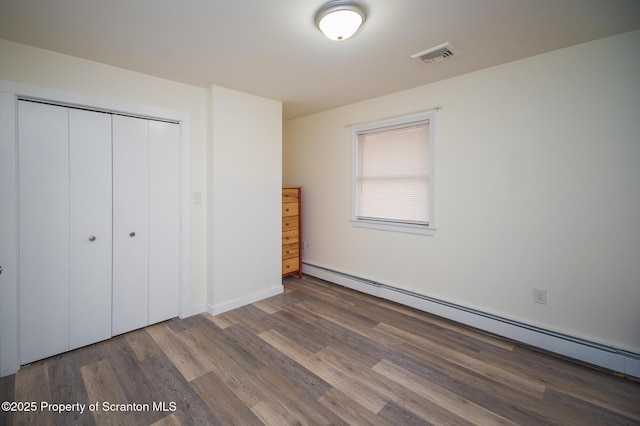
[{"x1": 352, "y1": 111, "x2": 435, "y2": 235}]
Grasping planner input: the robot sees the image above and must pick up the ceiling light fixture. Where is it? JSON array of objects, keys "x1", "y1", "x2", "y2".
[{"x1": 315, "y1": 1, "x2": 367, "y2": 41}]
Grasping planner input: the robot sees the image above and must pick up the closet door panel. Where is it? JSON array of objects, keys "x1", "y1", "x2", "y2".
[
  {"x1": 18, "y1": 101, "x2": 70, "y2": 364},
  {"x1": 69, "y1": 109, "x2": 112, "y2": 349},
  {"x1": 112, "y1": 115, "x2": 149, "y2": 336},
  {"x1": 148, "y1": 121, "x2": 180, "y2": 324}
]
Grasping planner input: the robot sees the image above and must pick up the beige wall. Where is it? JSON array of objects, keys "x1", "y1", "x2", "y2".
[
  {"x1": 208, "y1": 85, "x2": 283, "y2": 312},
  {"x1": 283, "y1": 30, "x2": 640, "y2": 353}
]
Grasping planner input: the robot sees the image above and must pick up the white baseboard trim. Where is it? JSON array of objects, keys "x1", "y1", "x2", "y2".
[
  {"x1": 303, "y1": 262, "x2": 640, "y2": 379},
  {"x1": 207, "y1": 285, "x2": 284, "y2": 316}
]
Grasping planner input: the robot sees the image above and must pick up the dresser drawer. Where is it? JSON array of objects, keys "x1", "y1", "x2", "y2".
[
  {"x1": 282, "y1": 188, "x2": 299, "y2": 203},
  {"x1": 282, "y1": 202, "x2": 298, "y2": 217},
  {"x1": 282, "y1": 257, "x2": 299, "y2": 274},
  {"x1": 282, "y1": 243, "x2": 299, "y2": 260},
  {"x1": 282, "y1": 216, "x2": 298, "y2": 231},
  {"x1": 282, "y1": 229, "x2": 298, "y2": 245}
]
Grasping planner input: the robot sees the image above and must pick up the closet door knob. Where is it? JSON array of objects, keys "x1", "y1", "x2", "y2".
[
  {"x1": 130, "y1": 231, "x2": 136, "y2": 237},
  {"x1": 89, "y1": 235, "x2": 96, "y2": 242}
]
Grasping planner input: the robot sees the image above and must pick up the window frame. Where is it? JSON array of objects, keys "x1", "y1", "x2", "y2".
[{"x1": 351, "y1": 111, "x2": 436, "y2": 236}]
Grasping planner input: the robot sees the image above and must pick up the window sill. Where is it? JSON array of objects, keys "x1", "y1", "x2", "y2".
[{"x1": 351, "y1": 219, "x2": 436, "y2": 236}]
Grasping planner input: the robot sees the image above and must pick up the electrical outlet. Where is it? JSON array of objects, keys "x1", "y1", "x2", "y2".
[
  {"x1": 302, "y1": 241, "x2": 310, "y2": 250},
  {"x1": 533, "y1": 287, "x2": 547, "y2": 305}
]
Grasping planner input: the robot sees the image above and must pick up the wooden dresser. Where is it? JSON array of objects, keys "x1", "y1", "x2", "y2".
[{"x1": 282, "y1": 187, "x2": 302, "y2": 278}]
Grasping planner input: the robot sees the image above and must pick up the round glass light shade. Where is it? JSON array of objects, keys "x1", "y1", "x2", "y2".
[{"x1": 315, "y1": 2, "x2": 367, "y2": 41}]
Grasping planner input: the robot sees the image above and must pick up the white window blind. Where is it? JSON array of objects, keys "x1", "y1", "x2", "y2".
[{"x1": 356, "y1": 120, "x2": 430, "y2": 225}]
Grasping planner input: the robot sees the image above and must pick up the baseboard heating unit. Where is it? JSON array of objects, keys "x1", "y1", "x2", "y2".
[{"x1": 302, "y1": 262, "x2": 640, "y2": 379}]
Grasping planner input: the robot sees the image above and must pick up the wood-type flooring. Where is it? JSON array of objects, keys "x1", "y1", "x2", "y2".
[{"x1": 1, "y1": 275, "x2": 639, "y2": 425}]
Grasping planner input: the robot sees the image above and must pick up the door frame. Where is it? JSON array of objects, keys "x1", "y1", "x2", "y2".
[{"x1": 0, "y1": 80, "x2": 191, "y2": 377}]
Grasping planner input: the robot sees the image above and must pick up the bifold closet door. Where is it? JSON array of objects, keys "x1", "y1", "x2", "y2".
[
  {"x1": 112, "y1": 115, "x2": 150, "y2": 336},
  {"x1": 112, "y1": 116, "x2": 179, "y2": 335},
  {"x1": 68, "y1": 109, "x2": 112, "y2": 350},
  {"x1": 19, "y1": 101, "x2": 70, "y2": 364},
  {"x1": 18, "y1": 102, "x2": 177, "y2": 362},
  {"x1": 18, "y1": 102, "x2": 112, "y2": 365},
  {"x1": 148, "y1": 120, "x2": 180, "y2": 324}
]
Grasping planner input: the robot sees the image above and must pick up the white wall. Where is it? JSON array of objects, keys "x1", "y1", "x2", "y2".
[
  {"x1": 0, "y1": 39, "x2": 209, "y2": 310},
  {"x1": 209, "y1": 85, "x2": 283, "y2": 313},
  {"x1": 283, "y1": 30, "x2": 640, "y2": 354}
]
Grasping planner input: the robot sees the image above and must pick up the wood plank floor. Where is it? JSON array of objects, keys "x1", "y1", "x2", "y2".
[{"x1": 1, "y1": 275, "x2": 639, "y2": 425}]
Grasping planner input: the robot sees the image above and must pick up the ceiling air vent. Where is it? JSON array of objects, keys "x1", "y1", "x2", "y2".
[{"x1": 411, "y1": 42, "x2": 459, "y2": 64}]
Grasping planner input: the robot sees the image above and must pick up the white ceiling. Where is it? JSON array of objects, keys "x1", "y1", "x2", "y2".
[{"x1": 1, "y1": 0, "x2": 639, "y2": 120}]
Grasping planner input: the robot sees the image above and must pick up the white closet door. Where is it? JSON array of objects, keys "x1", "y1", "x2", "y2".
[
  {"x1": 112, "y1": 115, "x2": 149, "y2": 336},
  {"x1": 18, "y1": 101, "x2": 70, "y2": 364},
  {"x1": 69, "y1": 109, "x2": 112, "y2": 349},
  {"x1": 148, "y1": 120, "x2": 180, "y2": 324}
]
